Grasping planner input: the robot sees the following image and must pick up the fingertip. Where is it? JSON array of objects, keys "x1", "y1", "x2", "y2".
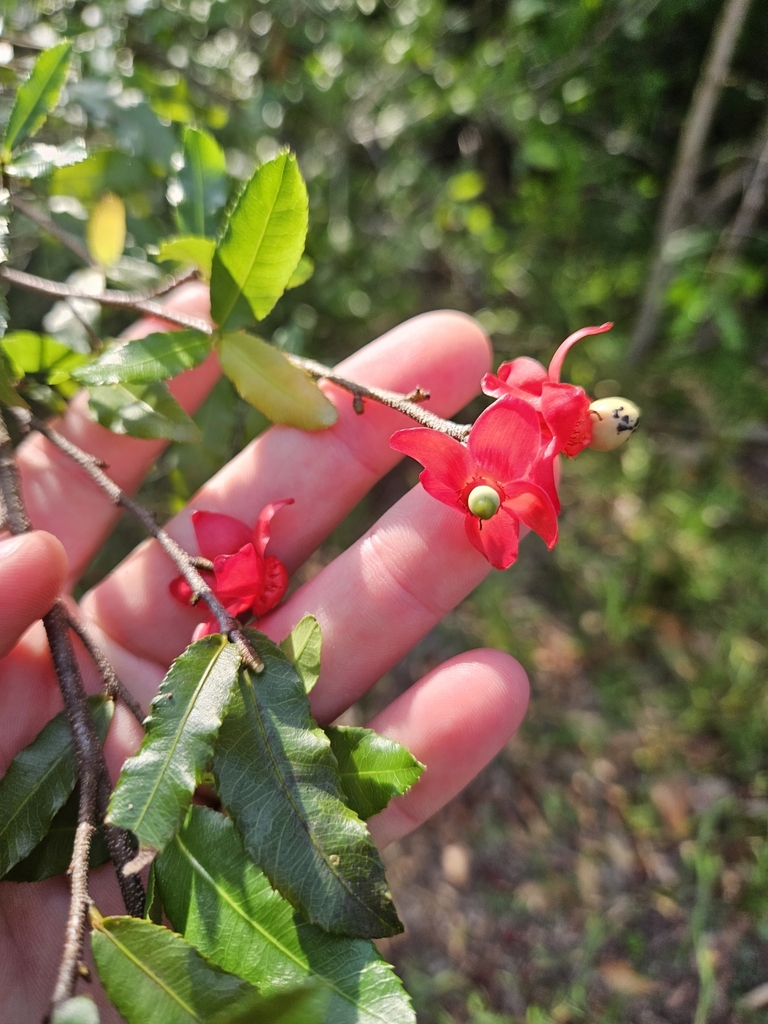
[
  {"x1": 0, "y1": 531, "x2": 69, "y2": 657},
  {"x1": 366, "y1": 648, "x2": 530, "y2": 849}
]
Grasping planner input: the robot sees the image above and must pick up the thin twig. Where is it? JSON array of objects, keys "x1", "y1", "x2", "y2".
[
  {"x1": 0, "y1": 408, "x2": 144, "y2": 1012},
  {"x1": 142, "y1": 265, "x2": 200, "y2": 298},
  {"x1": 716, "y1": 108, "x2": 768, "y2": 259},
  {"x1": 286, "y1": 353, "x2": 472, "y2": 442},
  {"x1": 3, "y1": 263, "x2": 472, "y2": 439},
  {"x1": 628, "y1": 0, "x2": 754, "y2": 363},
  {"x1": 0, "y1": 265, "x2": 213, "y2": 334},
  {"x1": 44, "y1": 602, "x2": 103, "y2": 1010},
  {"x1": 9, "y1": 194, "x2": 95, "y2": 266},
  {"x1": 15, "y1": 409, "x2": 264, "y2": 671},
  {"x1": 529, "y1": 0, "x2": 663, "y2": 92},
  {"x1": 64, "y1": 299, "x2": 103, "y2": 353},
  {"x1": 96, "y1": 774, "x2": 146, "y2": 918},
  {"x1": 63, "y1": 606, "x2": 145, "y2": 726}
]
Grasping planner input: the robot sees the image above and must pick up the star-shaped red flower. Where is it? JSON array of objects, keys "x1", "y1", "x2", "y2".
[
  {"x1": 482, "y1": 323, "x2": 613, "y2": 458},
  {"x1": 390, "y1": 396, "x2": 558, "y2": 570},
  {"x1": 170, "y1": 500, "x2": 293, "y2": 639}
]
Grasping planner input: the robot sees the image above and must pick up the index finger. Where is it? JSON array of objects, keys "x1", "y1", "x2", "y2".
[
  {"x1": 83, "y1": 310, "x2": 491, "y2": 669},
  {"x1": 16, "y1": 282, "x2": 218, "y2": 585}
]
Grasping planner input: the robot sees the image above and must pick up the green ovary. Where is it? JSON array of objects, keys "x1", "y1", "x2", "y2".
[{"x1": 467, "y1": 485, "x2": 501, "y2": 520}]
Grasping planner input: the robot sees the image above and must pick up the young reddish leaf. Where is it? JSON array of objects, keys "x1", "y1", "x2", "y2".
[
  {"x1": 212, "y1": 630, "x2": 403, "y2": 939},
  {"x1": 217, "y1": 332, "x2": 337, "y2": 431}
]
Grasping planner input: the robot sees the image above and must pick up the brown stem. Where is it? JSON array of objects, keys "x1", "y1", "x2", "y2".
[
  {"x1": 96, "y1": 774, "x2": 146, "y2": 919},
  {"x1": 628, "y1": 0, "x2": 754, "y2": 363},
  {"x1": 3, "y1": 264, "x2": 472, "y2": 439},
  {"x1": 63, "y1": 607, "x2": 145, "y2": 726},
  {"x1": 286, "y1": 353, "x2": 472, "y2": 443},
  {"x1": 15, "y1": 409, "x2": 264, "y2": 672},
  {"x1": 0, "y1": 408, "x2": 145, "y2": 1012},
  {"x1": 715, "y1": 107, "x2": 768, "y2": 260},
  {"x1": 44, "y1": 602, "x2": 103, "y2": 1010},
  {"x1": 9, "y1": 194, "x2": 95, "y2": 267},
  {"x1": 0, "y1": 265, "x2": 213, "y2": 334}
]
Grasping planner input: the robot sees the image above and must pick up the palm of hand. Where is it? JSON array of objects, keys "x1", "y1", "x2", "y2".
[{"x1": 0, "y1": 284, "x2": 529, "y2": 1022}]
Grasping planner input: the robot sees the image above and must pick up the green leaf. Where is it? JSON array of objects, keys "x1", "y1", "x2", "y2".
[
  {"x1": 5, "y1": 138, "x2": 88, "y2": 179},
  {"x1": 210, "y1": 986, "x2": 329, "y2": 1024},
  {"x1": 0, "y1": 294, "x2": 8, "y2": 345},
  {"x1": 212, "y1": 630, "x2": 403, "y2": 939},
  {"x1": 90, "y1": 913, "x2": 258, "y2": 1024},
  {"x1": 0, "y1": 345, "x2": 27, "y2": 407},
  {"x1": 210, "y1": 151, "x2": 308, "y2": 329},
  {"x1": 107, "y1": 636, "x2": 241, "y2": 855},
  {"x1": 157, "y1": 807, "x2": 416, "y2": 1024},
  {"x1": 280, "y1": 615, "x2": 322, "y2": 693},
  {"x1": 73, "y1": 331, "x2": 212, "y2": 386},
  {"x1": 87, "y1": 381, "x2": 201, "y2": 443},
  {"x1": 157, "y1": 236, "x2": 215, "y2": 281},
  {"x1": 176, "y1": 127, "x2": 228, "y2": 238},
  {"x1": 3, "y1": 787, "x2": 112, "y2": 882},
  {"x1": 1, "y1": 42, "x2": 73, "y2": 159},
  {"x1": 2, "y1": 330, "x2": 88, "y2": 386},
  {"x1": 217, "y1": 332, "x2": 337, "y2": 431},
  {"x1": 51, "y1": 996, "x2": 100, "y2": 1024},
  {"x1": 286, "y1": 255, "x2": 314, "y2": 290},
  {"x1": 326, "y1": 728, "x2": 425, "y2": 821},
  {"x1": 0, "y1": 697, "x2": 113, "y2": 877}
]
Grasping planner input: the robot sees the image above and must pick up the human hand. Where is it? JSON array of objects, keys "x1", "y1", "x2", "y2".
[{"x1": 0, "y1": 283, "x2": 530, "y2": 1021}]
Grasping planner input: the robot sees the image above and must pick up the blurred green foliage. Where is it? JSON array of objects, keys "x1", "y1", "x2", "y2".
[{"x1": 2, "y1": 0, "x2": 768, "y2": 1018}]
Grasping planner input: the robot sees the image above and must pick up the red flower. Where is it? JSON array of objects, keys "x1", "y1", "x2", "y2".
[
  {"x1": 481, "y1": 323, "x2": 613, "y2": 458},
  {"x1": 390, "y1": 397, "x2": 558, "y2": 570},
  {"x1": 170, "y1": 500, "x2": 294, "y2": 639}
]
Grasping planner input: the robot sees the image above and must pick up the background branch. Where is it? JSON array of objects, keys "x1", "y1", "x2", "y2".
[
  {"x1": 628, "y1": 0, "x2": 753, "y2": 363},
  {"x1": 286, "y1": 354, "x2": 472, "y2": 442},
  {"x1": 10, "y1": 194, "x2": 96, "y2": 267}
]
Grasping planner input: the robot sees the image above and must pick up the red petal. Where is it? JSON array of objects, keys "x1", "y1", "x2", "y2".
[
  {"x1": 252, "y1": 556, "x2": 289, "y2": 617},
  {"x1": 391, "y1": 428, "x2": 474, "y2": 510},
  {"x1": 547, "y1": 323, "x2": 613, "y2": 383},
  {"x1": 213, "y1": 543, "x2": 265, "y2": 616},
  {"x1": 468, "y1": 397, "x2": 542, "y2": 482},
  {"x1": 169, "y1": 571, "x2": 215, "y2": 607},
  {"x1": 192, "y1": 510, "x2": 251, "y2": 559},
  {"x1": 528, "y1": 453, "x2": 560, "y2": 516},
  {"x1": 464, "y1": 507, "x2": 520, "y2": 570},
  {"x1": 169, "y1": 575, "x2": 194, "y2": 605},
  {"x1": 503, "y1": 482, "x2": 559, "y2": 549},
  {"x1": 252, "y1": 498, "x2": 295, "y2": 557},
  {"x1": 192, "y1": 618, "x2": 220, "y2": 641},
  {"x1": 496, "y1": 357, "x2": 548, "y2": 394},
  {"x1": 481, "y1": 371, "x2": 540, "y2": 403},
  {"x1": 540, "y1": 382, "x2": 592, "y2": 457}
]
